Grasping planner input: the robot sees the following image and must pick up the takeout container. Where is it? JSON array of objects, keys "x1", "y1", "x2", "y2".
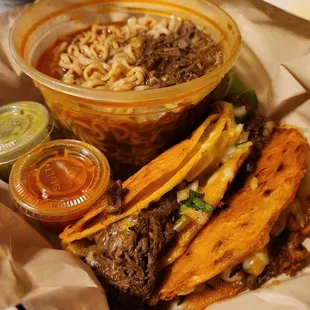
[
  {"x1": 0, "y1": 101, "x2": 54, "y2": 182},
  {"x1": 9, "y1": 0, "x2": 241, "y2": 179},
  {"x1": 9, "y1": 139, "x2": 111, "y2": 232}
]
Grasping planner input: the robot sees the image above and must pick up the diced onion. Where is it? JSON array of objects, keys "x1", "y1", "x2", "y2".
[
  {"x1": 221, "y1": 268, "x2": 244, "y2": 282},
  {"x1": 177, "y1": 188, "x2": 190, "y2": 203},
  {"x1": 224, "y1": 145, "x2": 237, "y2": 157},
  {"x1": 238, "y1": 131, "x2": 249, "y2": 144},
  {"x1": 236, "y1": 123, "x2": 244, "y2": 135},
  {"x1": 188, "y1": 180, "x2": 199, "y2": 192},
  {"x1": 234, "y1": 106, "x2": 247, "y2": 118},
  {"x1": 173, "y1": 215, "x2": 191, "y2": 232},
  {"x1": 237, "y1": 141, "x2": 252, "y2": 149},
  {"x1": 243, "y1": 248, "x2": 269, "y2": 276},
  {"x1": 221, "y1": 146, "x2": 237, "y2": 163},
  {"x1": 250, "y1": 177, "x2": 258, "y2": 190},
  {"x1": 256, "y1": 251, "x2": 269, "y2": 265}
]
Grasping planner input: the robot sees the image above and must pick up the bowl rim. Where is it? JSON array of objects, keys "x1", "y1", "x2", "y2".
[{"x1": 9, "y1": 0, "x2": 241, "y2": 106}]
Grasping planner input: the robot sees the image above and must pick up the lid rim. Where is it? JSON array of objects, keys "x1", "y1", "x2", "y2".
[
  {"x1": 0, "y1": 101, "x2": 54, "y2": 164},
  {"x1": 13, "y1": 198, "x2": 96, "y2": 222}
]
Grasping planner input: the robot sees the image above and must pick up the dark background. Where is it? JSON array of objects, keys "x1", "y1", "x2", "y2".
[{"x1": 0, "y1": 0, "x2": 35, "y2": 13}]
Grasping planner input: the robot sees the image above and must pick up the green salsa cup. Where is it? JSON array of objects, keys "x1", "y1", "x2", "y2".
[{"x1": 0, "y1": 101, "x2": 54, "y2": 182}]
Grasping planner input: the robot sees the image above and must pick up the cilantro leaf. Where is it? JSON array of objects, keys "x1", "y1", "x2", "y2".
[{"x1": 181, "y1": 190, "x2": 214, "y2": 213}]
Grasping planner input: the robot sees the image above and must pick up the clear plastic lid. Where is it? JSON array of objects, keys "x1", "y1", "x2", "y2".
[
  {"x1": 0, "y1": 101, "x2": 54, "y2": 164},
  {"x1": 10, "y1": 139, "x2": 111, "y2": 222}
]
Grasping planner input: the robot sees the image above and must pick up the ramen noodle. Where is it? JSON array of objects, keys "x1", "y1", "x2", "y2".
[
  {"x1": 37, "y1": 16, "x2": 224, "y2": 178},
  {"x1": 38, "y1": 16, "x2": 223, "y2": 91}
]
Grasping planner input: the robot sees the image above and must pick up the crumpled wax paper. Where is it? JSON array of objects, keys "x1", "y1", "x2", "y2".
[
  {"x1": 0, "y1": 0, "x2": 309, "y2": 309},
  {"x1": 0, "y1": 181, "x2": 109, "y2": 310},
  {"x1": 263, "y1": 0, "x2": 310, "y2": 22}
]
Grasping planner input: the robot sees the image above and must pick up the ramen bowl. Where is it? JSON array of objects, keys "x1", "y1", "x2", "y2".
[{"x1": 10, "y1": 0, "x2": 241, "y2": 179}]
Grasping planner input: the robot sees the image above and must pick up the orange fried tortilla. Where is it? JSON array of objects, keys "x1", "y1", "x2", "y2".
[
  {"x1": 156, "y1": 125, "x2": 308, "y2": 302},
  {"x1": 61, "y1": 102, "x2": 239, "y2": 243},
  {"x1": 160, "y1": 144, "x2": 251, "y2": 267},
  {"x1": 167, "y1": 228, "x2": 310, "y2": 310}
]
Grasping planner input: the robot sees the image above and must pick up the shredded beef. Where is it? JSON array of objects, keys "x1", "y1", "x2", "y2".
[
  {"x1": 84, "y1": 193, "x2": 179, "y2": 300},
  {"x1": 136, "y1": 20, "x2": 223, "y2": 88},
  {"x1": 245, "y1": 230, "x2": 309, "y2": 290},
  {"x1": 106, "y1": 180, "x2": 128, "y2": 214},
  {"x1": 272, "y1": 232, "x2": 309, "y2": 276},
  {"x1": 245, "y1": 113, "x2": 276, "y2": 151},
  {"x1": 242, "y1": 112, "x2": 276, "y2": 176},
  {"x1": 230, "y1": 113, "x2": 276, "y2": 191}
]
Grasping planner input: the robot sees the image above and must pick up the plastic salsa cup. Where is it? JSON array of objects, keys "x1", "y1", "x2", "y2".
[
  {"x1": 0, "y1": 101, "x2": 54, "y2": 182},
  {"x1": 10, "y1": 0, "x2": 241, "y2": 180},
  {"x1": 9, "y1": 139, "x2": 111, "y2": 232}
]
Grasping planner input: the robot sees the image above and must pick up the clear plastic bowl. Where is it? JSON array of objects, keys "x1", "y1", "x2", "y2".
[
  {"x1": 10, "y1": 0, "x2": 241, "y2": 178},
  {"x1": 10, "y1": 139, "x2": 111, "y2": 231},
  {"x1": 0, "y1": 101, "x2": 54, "y2": 182}
]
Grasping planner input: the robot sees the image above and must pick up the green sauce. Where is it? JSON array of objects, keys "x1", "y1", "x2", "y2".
[{"x1": 0, "y1": 101, "x2": 54, "y2": 182}]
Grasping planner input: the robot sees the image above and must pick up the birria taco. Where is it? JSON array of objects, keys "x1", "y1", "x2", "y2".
[
  {"x1": 60, "y1": 99, "x2": 309, "y2": 307},
  {"x1": 154, "y1": 125, "x2": 310, "y2": 309}
]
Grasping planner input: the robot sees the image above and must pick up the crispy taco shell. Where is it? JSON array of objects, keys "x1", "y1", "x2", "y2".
[
  {"x1": 155, "y1": 125, "x2": 308, "y2": 302},
  {"x1": 167, "y1": 224, "x2": 310, "y2": 310},
  {"x1": 160, "y1": 144, "x2": 251, "y2": 266}
]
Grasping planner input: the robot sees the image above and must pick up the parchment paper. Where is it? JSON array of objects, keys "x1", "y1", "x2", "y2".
[
  {"x1": 0, "y1": 0, "x2": 310, "y2": 309},
  {"x1": 0, "y1": 182, "x2": 109, "y2": 310},
  {"x1": 263, "y1": 0, "x2": 310, "y2": 22}
]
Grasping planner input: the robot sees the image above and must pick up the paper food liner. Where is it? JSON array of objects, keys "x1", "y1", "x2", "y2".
[
  {"x1": 263, "y1": 0, "x2": 310, "y2": 22},
  {"x1": 0, "y1": 192, "x2": 109, "y2": 310},
  {"x1": 0, "y1": 0, "x2": 310, "y2": 309}
]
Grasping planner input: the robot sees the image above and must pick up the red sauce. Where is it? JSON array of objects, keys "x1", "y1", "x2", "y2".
[{"x1": 10, "y1": 139, "x2": 111, "y2": 231}]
